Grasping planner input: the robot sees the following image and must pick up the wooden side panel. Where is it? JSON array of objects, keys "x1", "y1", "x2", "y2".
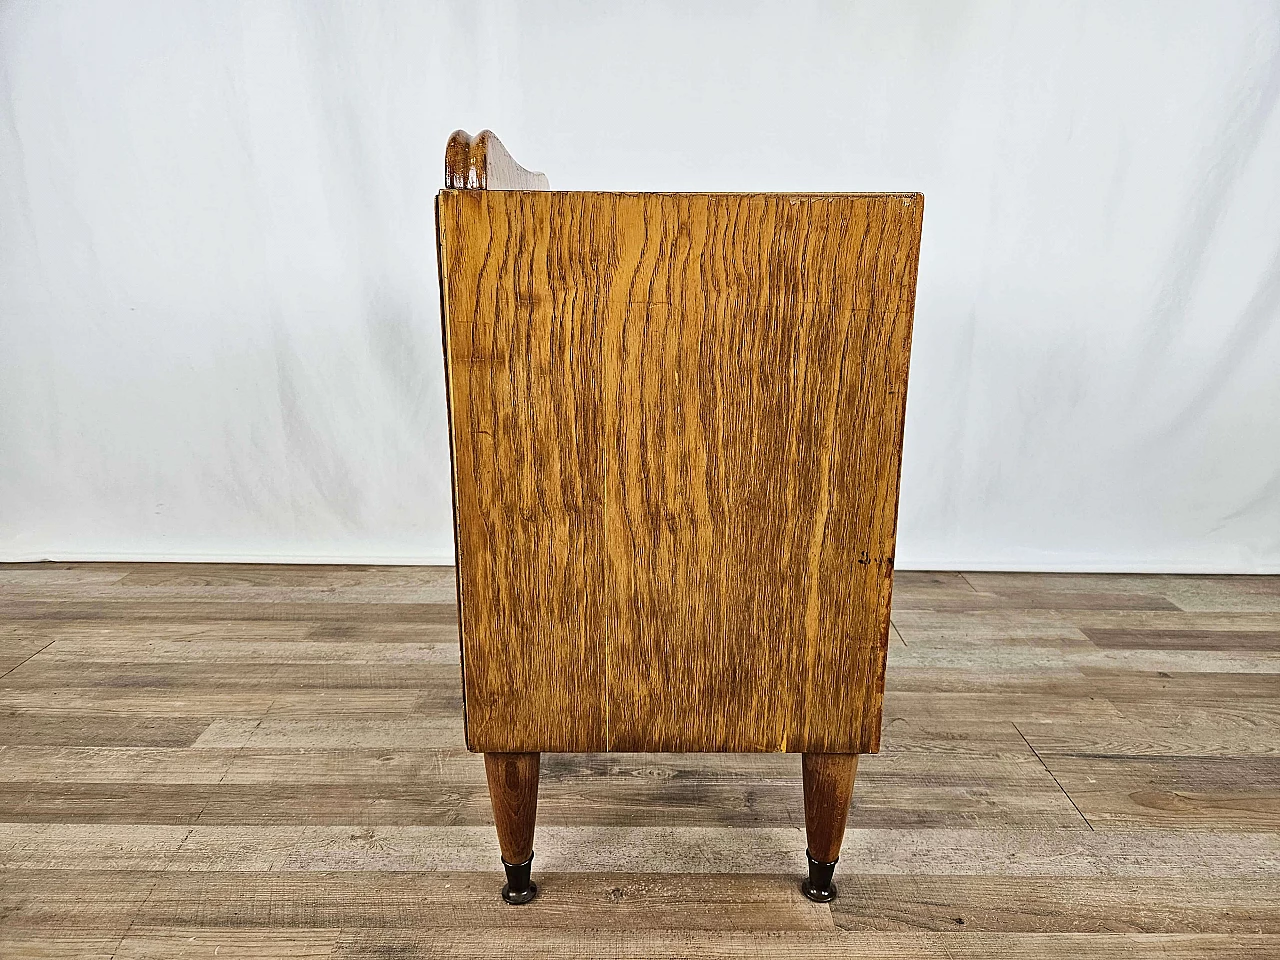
[
  {"x1": 437, "y1": 192, "x2": 608, "y2": 753},
  {"x1": 438, "y1": 191, "x2": 923, "y2": 754}
]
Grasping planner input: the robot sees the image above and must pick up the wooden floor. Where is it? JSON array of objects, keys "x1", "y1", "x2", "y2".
[{"x1": 1, "y1": 565, "x2": 1278, "y2": 958}]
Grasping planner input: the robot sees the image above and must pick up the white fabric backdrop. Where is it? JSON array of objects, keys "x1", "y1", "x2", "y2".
[{"x1": 2, "y1": 0, "x2": 1279, "y2": 571}]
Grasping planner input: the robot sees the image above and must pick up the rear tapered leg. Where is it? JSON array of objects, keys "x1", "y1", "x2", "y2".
[
  {"x1": 484, "y1": 752, "x2": 540, "y2": 904},
  {"x1": 800, "y1": 753, "x2": 859, "y2": 902}
]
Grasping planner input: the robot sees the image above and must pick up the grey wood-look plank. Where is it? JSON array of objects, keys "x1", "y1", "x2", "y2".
[
  {"x1": 327, "y1": 930, "x2": 1280, "y2": 959},
  {"x1": 32, "y1": 638, "x2": 460, "y2": 662},
  {"x1": 114, "y1": 928, "x2": 339, "y2": 959},
  {"x1": 894, "y1": 608, "x2": 1280, "y2": 632},
  {"x1": 113, "y1": 562, "x2": 454, "y2": 586},
  {"x1": 0, "y1": 766, "x2": 1082, "y2": 830},
  {"x1": 0, "y1": 586, "x2": 459, "y2": 604},
  {"x1": 0, "y1": 746, "x2": 238, "y2": 784},
  {"x1": 0, "y1": 564, "x2": 127, "y2": 585},
  {"x1": 0, "y1": 689, "x2": 425, "y2": 718},
  {"x1": 887, "y1": 668, "x2": 1280, "y2": 698},
  {"x1": 0, "y1": 621, "x2": 457, "y2": 642},
  {"x1": 0, "y1": 869, "x2": 155, "y2": 934},
  {"x1": 1018, "y1": 716, "x2": 1280, "y2": 758},
  {"x1": 958, "y1": 572, "x2": 1185, "y2": 595},
  {"x1": 1, "y1": 660, "x2": 463, "y2": 693},
  {"x1": 191, "y1": 716, "x2": 464, "y2": 749},
  {"x1": 832, "y1": 875, "x2": 1280, "y2": 932},
  {"x1": 5, "y1": 823, "x2": 1279, "y2": 875},
  {"x1": 890, "y1": 591, "x2": 1182, "y2": 612},
  {"x1": 1085, "y1": 628, "x2": 1280, "y2": 651},
  {"x1": 1036, "y1": 755, "x2": 1280, "y2": 830},
  {"x1": 0, "y1": 711, "x2": 211, "y2": 747},
  {"x1": 0, "y1": 934, "x2": 121, "y2": 959},
  {"x1": 0, "y1": 602, "x2": 458, "y2": 622}
]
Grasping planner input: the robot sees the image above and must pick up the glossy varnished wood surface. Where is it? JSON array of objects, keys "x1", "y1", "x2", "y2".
[
  {"x1": 2, "y1": 564, "x2": 1279, "y2": 957},
  {"x1": 802, "y1": 753, "x2": 859, "y2": 863},
  {"x1": 438, "y1": 191, "x2": 924, "y2": 754},
  {"x1": 484, "y1": 751, "x2": 539, "y2": 863}
]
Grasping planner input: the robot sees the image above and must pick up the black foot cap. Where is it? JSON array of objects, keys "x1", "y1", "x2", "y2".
[
  {"x1": 801, "y1": 850, "x2": 838, "y2": 903},
  {"x1": 501, "y1": 853, "x2": 538, "y2": 905}
]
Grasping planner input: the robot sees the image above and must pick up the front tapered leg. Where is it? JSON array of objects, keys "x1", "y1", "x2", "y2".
[
  {"x1": 800, "y1": 753, "x2": 859, "y2": 902},
  {"x1": 484, "y1": 752, "x2": 540, "y2": 904}
]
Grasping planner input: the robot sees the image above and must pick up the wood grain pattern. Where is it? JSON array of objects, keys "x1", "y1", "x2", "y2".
[
  {"x1": 437, "y1": 191, "x2": 924, "y2": 754},
  {"x1": 7, "y1": 822, "x2": 1279, "y2": 875},
  {"x1": 330, "y1": 932, "x2": 1280, "y2": 959},
  {"x1": 1033, "y1": 755, "x2": 1280, "y2": 829},
  {"x1": 484, "y1": 751, "x2": 539, "y2": 862},
  {"x1": 802, "y1": 753, "x2": 859, "y2": 862},
  {"x1": 445, "y1": 130, "x2": 550, "y2": 191},
  {"x1": 832, "y1": 876, "x2": 1280, "y2": 933}
]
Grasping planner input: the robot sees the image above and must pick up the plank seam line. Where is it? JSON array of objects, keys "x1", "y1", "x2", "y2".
[
  {"x1": 0, "y1": 637, "x2": 57, "y2": 681},
  {"x1": 889, "y1": 622, "x2": 907, "y2": 647},
  {"x1": 1013, "y1": 721, "x2": 1095, "y2": 832},
  {"x1": 109, "y1": 821, "x2": 200, "y2": 959},
  {"x1": 109, "y1": 870, "x2": 166, "y2": 960},
  {"x1": 195, "y1": 704, "x2": 274, "y2": 816}
]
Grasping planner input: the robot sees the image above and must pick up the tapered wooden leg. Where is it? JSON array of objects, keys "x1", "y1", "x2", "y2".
[
  {"x1": 484, "y1": 752, "x2": 540, "y2": 904},
  {"x1": 800, "y1": 753, "x2": 859, "y2": 902}
]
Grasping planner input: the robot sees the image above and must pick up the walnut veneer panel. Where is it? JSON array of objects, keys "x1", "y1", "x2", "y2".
[{"x1": 436, "y1": 191, "x2": 923, "y2": 753}]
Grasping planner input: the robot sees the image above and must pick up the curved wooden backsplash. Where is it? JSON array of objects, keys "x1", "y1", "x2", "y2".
[{"x1": 445, "y1": 130, "x2": 550, "y2": 191}]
